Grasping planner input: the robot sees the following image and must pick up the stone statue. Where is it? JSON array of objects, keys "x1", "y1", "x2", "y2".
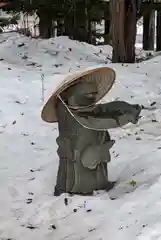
[{"x1": 41, "y1": 67, "x2": 142, "y2": 196}]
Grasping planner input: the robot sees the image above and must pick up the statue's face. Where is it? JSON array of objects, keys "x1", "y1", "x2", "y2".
[{"x1": 62, "y1": 81, "x2": 98, "y2": 108}]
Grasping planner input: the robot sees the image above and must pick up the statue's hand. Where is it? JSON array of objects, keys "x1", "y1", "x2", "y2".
[
  {"x1": 94, "y1": 102, "x2": 142, "y2": 125},
  {"x1": 128, "y1": 104, "x2": 142, "y2": 124},
  {"x1": 116, "y1": 104, "x2": 141, "y2": 126}
]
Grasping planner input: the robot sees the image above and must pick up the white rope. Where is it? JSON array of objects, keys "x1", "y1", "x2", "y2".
[{"x1": 57, "y1": 94, "x2": 107, "y2": 131}]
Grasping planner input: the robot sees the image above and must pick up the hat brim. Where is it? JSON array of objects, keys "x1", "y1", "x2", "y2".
[{"x1": 41, "y1": 67, "x2": 116, "y2": 123}]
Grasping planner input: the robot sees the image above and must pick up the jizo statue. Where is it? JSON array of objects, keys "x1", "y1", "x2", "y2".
[{"x1": 41, "y1": 67, "x2": 142, "y2": 196}]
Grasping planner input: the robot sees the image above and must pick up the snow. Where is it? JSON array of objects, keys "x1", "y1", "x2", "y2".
[{"x1": 0, "y1": 31, "x2": 161, "y2": 240}]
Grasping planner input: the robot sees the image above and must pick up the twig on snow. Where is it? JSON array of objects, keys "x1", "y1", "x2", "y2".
[{"x1": 41, "y1": 73, "x2": 45, "y2": 102}]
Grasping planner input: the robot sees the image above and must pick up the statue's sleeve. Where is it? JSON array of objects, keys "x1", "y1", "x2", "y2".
[
  {"x1": 79, "y1": 140, "x2": 114, "y2": 169},
  {"x1": 73, "y1": 101, "x2": 141, "y2": 130},
  {"x1": 74, "y1": 131, "x2": 115, "y2": 170},
  {"x1": 74, "y1": 113, "x2": 134, "y2": 130}
]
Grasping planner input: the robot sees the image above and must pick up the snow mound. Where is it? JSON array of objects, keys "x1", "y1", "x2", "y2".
[{"x1": 0, "y1": 32, "x2": 112, "y2": 74}]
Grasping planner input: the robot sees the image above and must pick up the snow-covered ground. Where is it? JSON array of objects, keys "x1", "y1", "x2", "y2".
[{"x1": 1, "y1": 32, "x2": 161, "y2": 240}]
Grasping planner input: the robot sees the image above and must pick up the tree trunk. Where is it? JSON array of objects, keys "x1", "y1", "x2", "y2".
[
  {"x1": 110, "y1": 0, "x2": 126, "y2": 62},
  {"x1": 64, "y1": 16, "x2": 74, "y2": 38},
  {"x1": 57, "y1": 20, "x2": 64, "y2": 36},
  {"x1": 156, "y1": 10, "x2": 161, "y2": 51},
  {"x1": 143, "y1": 10, "x2": 155, "y2": 50},
  {"x1": 124, "y1": 0, "x2": 137, "y2": 62},
  {"x1": 73, "y1": 1, "x2": 89, "y2": 42},
  {"x1": 110, "y1": 0, "x2": 137, "y2": 63},
  {"x1": 104, "y1": 3, "x2": 110, "y2": 44},
  {"x1": 37, "y1": 9, "x2": 53, "y2": 39},
  {"x1": 88, "y1": 21, "x2": 96, "y2": 45}
]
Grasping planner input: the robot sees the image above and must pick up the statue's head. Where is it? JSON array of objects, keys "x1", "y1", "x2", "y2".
[
  {"x1": 61, "y1": 80, "x2": 98, "y2": 108},
  {"x1": 41, "y1": 67, "x2": 116, "y2": 123}
]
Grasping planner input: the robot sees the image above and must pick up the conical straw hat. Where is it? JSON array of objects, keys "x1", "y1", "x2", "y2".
[{"x1": 41, "y1": 67, "x2": 116, "y2": 123}]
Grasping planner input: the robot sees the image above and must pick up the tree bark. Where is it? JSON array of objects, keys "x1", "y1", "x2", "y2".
[
  {"x1": 143, "y1": 10, "x2": 155, "y2": 50},
  {"x1": 124, "y1": 0, "x2": 137, "y2": 62},
  {"x1": 64, "y1": 16, "x2": 74, "y2": 38},
  {"x1": 110, "y1": 0, "x2": 137, "y2": 63},
  {"x1": 73, "y1": 1, "x2": 89, "y2": 43},
  {"x1": 37, "y1": 9, "x2": 53, "y2": 39},
  {"x1": 57, "y1": 20, "x2": 64, "y2": 36},
  {"x1": 156, "y1": 10, "x2": 161, "y2": 51},
  {"x1": 88, "y1": 21, "x2": 96, "y2": 44},
  {"x1": 104, "y1": 3, "x2": 110, "y2": 44},
  {"x1": 110, "y1": 0, "x2": 126, "y2": 62}
]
